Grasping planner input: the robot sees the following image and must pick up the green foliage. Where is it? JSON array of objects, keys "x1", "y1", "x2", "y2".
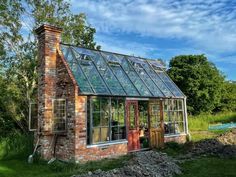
[
  {"x1": 217, "y1": 81, "x2": 236, "y2": 112},
  {"x1": 168, "y1": 55, "x2": 225, "y2": 115},
  {"x1": 0, "y1": 133, "x2": 33, "y2": 160},
  {"x1": 0, "y1": 0, "x2": 100, "y2": 136},
  {"x1": 27, "y1": 0, "x2": 100, "y2": 49}
]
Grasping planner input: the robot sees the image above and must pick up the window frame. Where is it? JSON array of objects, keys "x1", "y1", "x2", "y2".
[
  {"x1": 88, "y1": 97, "x2": 126, "y2": 145},
  {"x1": 29, "y1": 102, "x2": 38, "y2": 131},
  {"x1": 163, "y1": 99, "x2": 185, "y2": 135},
  {"x1": 52, "y1": 98, "x2": 67, "y2": 133}
]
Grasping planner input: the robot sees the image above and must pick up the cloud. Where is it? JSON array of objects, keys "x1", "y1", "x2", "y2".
[{"x1": 71, "y1": 0, "x2": 236, "y2": 53}]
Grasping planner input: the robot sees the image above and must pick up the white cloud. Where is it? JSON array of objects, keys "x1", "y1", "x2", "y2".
[{"x1": 71, "y1": 0, "x2": 236, "y2": 53}]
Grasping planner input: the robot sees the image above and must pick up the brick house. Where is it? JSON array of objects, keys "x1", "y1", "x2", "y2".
[{"x1": 31, "y1": 24, "x2": 189, "y2": 163}]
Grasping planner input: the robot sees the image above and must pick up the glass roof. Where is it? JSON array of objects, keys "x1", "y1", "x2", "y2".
[{"x1": 60, "y1": 44, "x2": 185, "y2": 98}]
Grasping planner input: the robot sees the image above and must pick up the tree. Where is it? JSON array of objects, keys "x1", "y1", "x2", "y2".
[
  {"x1": 168, "y1": 55, "x2": 225, "y2": 115},
  {"x1": 0, "y1": 0, "x2": 100, "y2": 135},
  {"x1": 218, "y1": 81, "x2": 236, "y2": 112}
]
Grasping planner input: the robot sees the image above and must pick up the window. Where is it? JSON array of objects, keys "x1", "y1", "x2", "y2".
[
  {"x1": 53, "y1": 99, "x2": 66, "y2": 133},
  {"x1": 87, "y1": 97, "x2": 126, "y2": 145},
  {"x1": 150, "y1": 102, "x2": 161, "y2": 128},
  {"x1": 91, "y1": 98, "x2": 109, "y2": 143},
  {"x1": 111, "y1": 99, "x2": 126, "y2": 140},
  {"x1": 29, "y1": 103, "x2": 38, "y2": 131},
  {"x1": 164, "y1": 99, "x2": 185, "y2": 135}
]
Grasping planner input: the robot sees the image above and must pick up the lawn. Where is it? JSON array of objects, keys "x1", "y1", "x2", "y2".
[
  {"x1": 176, "y1": 157, "x2": 236, "y2": 177},
  {"x1": 0, "y1": 155, "x2": 131, "y2": 177}
]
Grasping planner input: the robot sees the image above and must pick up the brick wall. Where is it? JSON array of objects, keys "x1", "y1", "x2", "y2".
[
  {"x1": 36, "y1": 25, "x2": 78, "y2": 161},
  {"x1": 36, "y1": 25, "x2": 62, "y2": 159},
  {"x1": 74, "y1": 95, "x2": 128, "y2": 163}
]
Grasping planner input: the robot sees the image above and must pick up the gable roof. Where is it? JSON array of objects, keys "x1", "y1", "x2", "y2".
[{"x1": 60, "y1": 44, "x2": 185, "y2": 98}]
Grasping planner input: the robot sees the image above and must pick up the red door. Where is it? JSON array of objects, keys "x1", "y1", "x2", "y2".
[{"x1": 126, "y1": 100, "x2": 140, "y2": 151}]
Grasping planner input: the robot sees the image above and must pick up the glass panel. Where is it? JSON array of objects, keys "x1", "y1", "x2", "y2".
[
  {"x1": 102, "y1": 53, "x2": 151, "y2": 96},
  {"x1": 149, "y1": 60, "x2": 166, "y2": 68},
  {"x1": 91, "y1": 98, "x2": 110, "y2": 144},
  {"x1": 157, "y1": 70, "x2": 183, "y2": 97},
  {"x1": 63, "y1": 48, "x2": 93, "y2": 93},
  {"x1": 127, "y1": 56, "x2": 164, "y2": 97},
  {"x1": 92, "y1": 127, "x2": 100, "y2": 143},
  {"x1": 178, "y1": 100, "x2": 183, "y2": 110},
  {"x1": 29, "y1": 103, "x2": 38, "y2": 130},
  {"x1": 175, "y1": 122, "x2": 184, "y2": 133},
  {"x1": 71, "y1": 48, "x2": 110, "y2": 94},
  {"x1": 115, "y1": 55, "x2": 152, "y2": 96},
  {"x1": 60, "y1": 44, "x2": 69, "y2": 58},
  {"x1": 62, "y1": 44, "x2": 184, "y2": 98},
  {"x1": 87, "y1": 50, "x2": 126, "y2": 95},
  {"x1": 129, "y1": 104, "x2": 136, "y2": 129},
  {"x1": 143, "y1": 62, "x2": 174, "y2": 97},
  {"x1": 79, "y1": 59, "x2": 109, "y2": 94},
  {"x1": 53, "y1": 99, "x2": 66, "y2": 132},
  {"x1": 100, "y1": 127, "x2": 109, "y2": 141},
  {"x1": 110, "y1": 65, "x2": 139, "y2": 96},
  {"x1": 118, "y1": 99, "x2": 125, "y2": 126},
  {"x1": 92, "y1": 113, "x2": 100, "y2": 126},
  {"x1": 164, "y1": 122, "x2": 175, "y2": 134},
  {"x1": 150, "y1": 103, "x2": 161, "y2": 128}
]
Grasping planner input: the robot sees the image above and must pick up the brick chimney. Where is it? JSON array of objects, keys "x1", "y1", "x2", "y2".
[{"x1": 35, "y1": 24, "x2": 62, "y2": 159}]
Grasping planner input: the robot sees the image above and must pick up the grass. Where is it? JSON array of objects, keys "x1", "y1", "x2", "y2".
[
  {"x1": 0, "y1": 132, "x2": 132, "y2": 177},
  {"x1": 176, "y1": 157, "x2": 236, "y2": 177},
  {"x1": 0, "y1": 155, "x2": 132, "y2": 177},
  {"x1": 188, "y1": 112, "x2": 236, "y2": 131},
  {"x1": 188, "y1": 112, "x2": 236, "y2": 141},
  {"x1": 162, "y1": 143, "x2": 236, "y2": 177}
]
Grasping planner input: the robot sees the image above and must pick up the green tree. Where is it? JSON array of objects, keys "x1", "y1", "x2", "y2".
[
  {"x1": 168, "y1": 55, "x2": 225, "y2": 115},
  {"x1": 218, "y1": 81, "x2": 236, "y2": 112},
  {"x1": 0, "y1": 0, "x2": 100, "y2": 135}
]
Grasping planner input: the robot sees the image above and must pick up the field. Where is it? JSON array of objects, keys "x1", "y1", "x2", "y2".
[
  {"x1": 0, "y1": 112, "x2": 236, "y2": 177},
  {"x1": 188, "y1": 112, "x2": 236, "y2": 141}
]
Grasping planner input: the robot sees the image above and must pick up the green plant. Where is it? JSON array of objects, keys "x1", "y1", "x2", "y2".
[{"x1": 0, "y1": 132, "x2": 33, "y2": 160}]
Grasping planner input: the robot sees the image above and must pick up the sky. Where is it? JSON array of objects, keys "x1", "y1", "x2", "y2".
[{"x1": 70, "y1": 0, "x2": 236, "y2": 81}]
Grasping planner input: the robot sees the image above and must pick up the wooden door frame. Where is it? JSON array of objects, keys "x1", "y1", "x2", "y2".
[
  {"x1": 148, "y1": 99, "x2": 164, "y2": 148},
  {"x1": 126, "y1": 100, "x2": 140, "y2": 151}
]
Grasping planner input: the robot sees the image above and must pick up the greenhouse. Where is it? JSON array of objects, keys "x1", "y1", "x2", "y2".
[
  {"x1": 34, "y1": 24, "x2": 189, "y2": 162},
  {"x1": 60, "y1": 44, "x2": 188, "y2": 150}
]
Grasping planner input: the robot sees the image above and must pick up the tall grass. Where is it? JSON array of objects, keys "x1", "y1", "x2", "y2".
[
  {"x1": 188, "y1": 112, "x2": 236, "y2": 131},
  {"x1": 0, "y1": 132, "x2": 33, "y2": 160}
]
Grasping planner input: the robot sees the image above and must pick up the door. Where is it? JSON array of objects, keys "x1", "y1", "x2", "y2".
[
  {"x1": 126, "y1": 100, "x2": 140, "y2": 151},
  {"x1": 149, "y1": 100, "x2": 164, "y2": 148}
]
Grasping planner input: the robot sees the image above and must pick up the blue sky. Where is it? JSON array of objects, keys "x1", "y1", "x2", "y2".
[{"x1": 70, "y1": 0, "x2": 236, "y2": 81}]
